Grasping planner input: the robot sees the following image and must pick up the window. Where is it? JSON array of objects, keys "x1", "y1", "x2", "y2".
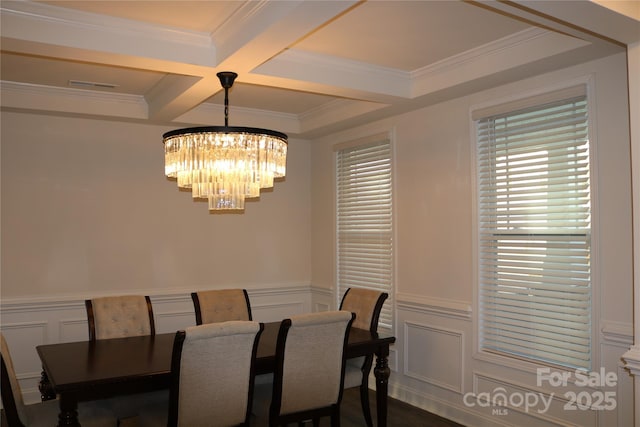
[
  {"x1": 336, "y1": 135, "x2": 393, "y2": 329},
  {"x1": 474, "y1": 86, "x2": 592, "y2": 370}
]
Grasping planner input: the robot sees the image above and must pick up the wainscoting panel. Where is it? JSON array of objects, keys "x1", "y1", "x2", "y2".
[
  {"x1": 154, "y1": 310, "x2": 197, "y2": 333},
  {"x1": 403, "y1": 321, "x2": 464, "y2": 393},
  {"x1": 1, "y1": 321, "x2": 47, "y2": 376},
  {"x1": 1, "y1": 321, "x2": 49, "y2": 404},
  {"x1": 252, "y1": 301, "x2": 307, "y2": 322},
  {"x1": 58, "y1": 317, "x2": 90, "y2": 343},
  {"x1": 472, "y1": 372, "x2": 598, "y2": 427},
  {"x1": 313, "y1": 302, "x2": 331, "y2": 312}
]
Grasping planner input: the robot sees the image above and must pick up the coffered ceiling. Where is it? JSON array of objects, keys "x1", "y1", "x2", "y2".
[{"x1": 1, "y1": 1, "x2": 638, "y2": 138}]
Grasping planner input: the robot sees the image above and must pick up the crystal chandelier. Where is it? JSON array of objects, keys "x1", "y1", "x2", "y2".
[{"x1": 163, "y1": 72, "x2": 288, "y2": 211}]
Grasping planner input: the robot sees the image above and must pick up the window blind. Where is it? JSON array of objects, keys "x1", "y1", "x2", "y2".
[
  {"x1": 336, "y1": 138, "x2": 393, "y2": 329},
  {"x1": 476, "y1": 94, "x2": 591, "y2": 370}
]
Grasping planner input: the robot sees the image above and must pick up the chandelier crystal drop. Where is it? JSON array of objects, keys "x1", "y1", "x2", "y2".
[{"x1": 163, "y1": 72, "x2": 287, "y2": 211}]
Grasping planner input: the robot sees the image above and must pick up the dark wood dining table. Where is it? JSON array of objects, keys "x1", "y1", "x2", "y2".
[{"x1": 37, "y1": 321, "x2": 396, "y2": 427}]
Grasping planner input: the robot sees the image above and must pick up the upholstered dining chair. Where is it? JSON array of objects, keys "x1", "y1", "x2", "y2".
[
  {"x1": 191, "y1": 289, "x2": 252, "y2": 324},
  {"x1": 0, "y1": 333, "x2": 117, "y2": 427},
  {"x1": 265, "y1": 311, "x2": 355, "y2": 427},
  {"x1": 85, "y1": 295, "x2": 155, "y2": 341},
  {"x1": 85, "y1": 295, "x2": 160, "y2": 421},
  {"x1": 339, "y1": 287, "x2": 389, "y2": 427},
  {"x1": 138, "y1": 321, "x2": 264, "y2": 427}
]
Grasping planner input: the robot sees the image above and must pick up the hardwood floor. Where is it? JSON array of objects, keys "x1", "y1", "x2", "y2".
[
  {"x1": 81, "y1": 387, "x2": 467, "y2": 427},
  {"x1": 248, "y1": 387, "x2": 466, "y2": 427},
  {"x1": 339, "y1": 388, "x2": 464, "y2": 427}
]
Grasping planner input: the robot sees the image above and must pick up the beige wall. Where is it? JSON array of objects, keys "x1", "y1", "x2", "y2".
[
  {"x1": 1, "y1": 113, "x2": 312, "y2": 298},
  {"x1": 311, "y1": 52, "x2": 633, "y2": 426}
]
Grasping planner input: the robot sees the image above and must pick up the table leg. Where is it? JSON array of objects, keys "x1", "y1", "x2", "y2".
[
  {"x1": 373, "y1": 345, "x2": 391, "y2": 427},
  {"x1": 57, "y1": 394, "x2": 81, "y2": 427},
  {"x1": 39, "y1": 369, "x2": 56, "y2": 401}
]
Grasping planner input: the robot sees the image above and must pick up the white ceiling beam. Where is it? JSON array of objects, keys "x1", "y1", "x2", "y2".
[
  {"x1": 0, "y1": 1, "x2": 216, "y2": 70},
  {"x1": 145, "y1": 75, "x2": 220, "y2": 123},
  {"x1": 251, "y1": 49, "x2": 411, "y2": 102},
  {"x1": 517, "y1": 0, "x2": 640, "y2": 45},
  {"x1": 473, "y1": 0, "x2": 638, "y2": 47},
  {"x1": 0, "y1": 1, "x2": 361, "y2": 122},
  {"x1": 212, "y1": 0, "x2": 361, "y2": 73},
  {"x1": 156, "y1": 0, "x2": 363, "y2": 123}
]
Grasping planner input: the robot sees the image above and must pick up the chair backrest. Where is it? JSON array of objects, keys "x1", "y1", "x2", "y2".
[
  {"x1": 86, "y1": 295, "x2": 155, "y2": 340},
  {"x1": 270, "y1": 311, "x2": 355, "y2": 420},
  {"x1": 1, "y1": 333, "x2": 28, "y2": 427},
  {"x1": 339, "y1": 288, "x2": 388, "y2": 332},
  {"x1": 191, "y1": 289, "x2": 252, "y2": 325},
  {"x1": 168, "y1": 321, "x2": 263, "y2": 427}
]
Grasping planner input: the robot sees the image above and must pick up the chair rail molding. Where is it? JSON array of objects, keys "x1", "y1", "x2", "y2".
[
  {"x1": 623, "y1": 345, "x2": 640, "y2": 377},
  {"x1": 601, "y1": 320, "x2": 634, "y2": 345},
  {"x1": 396, "y1": 293, "x2": 472, "y2": 320}
]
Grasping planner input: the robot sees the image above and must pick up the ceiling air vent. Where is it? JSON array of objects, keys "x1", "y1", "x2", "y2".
[{"x1": 68, "y1": 80, "x2": 119, "y2": 89}]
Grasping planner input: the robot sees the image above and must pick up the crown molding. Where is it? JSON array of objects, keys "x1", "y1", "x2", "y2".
[
  {"x1": 0, "y1": 1, "x2": 215, "y2": 69},
  {"x1": 413, "y1": 28, "x2": 548, "y2": 78},
  {"x1": 1, "y1": 81, "x2": 148, "y2": 120},
  {"x1": 411, "y1": 28, "x2": 591, "y2": 96}
]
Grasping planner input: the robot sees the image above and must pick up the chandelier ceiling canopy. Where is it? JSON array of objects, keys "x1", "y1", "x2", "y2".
[{"x1": 163, "y1": 72, "x2": 288, "y2": 211}]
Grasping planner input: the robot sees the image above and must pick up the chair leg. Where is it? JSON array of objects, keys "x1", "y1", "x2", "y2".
[
  {"x1": 360, "y1": 382, "x2": 373, "y2": 427},
  {"x1": 331, "y1": 409, "x2": 340, "y2": 427}
]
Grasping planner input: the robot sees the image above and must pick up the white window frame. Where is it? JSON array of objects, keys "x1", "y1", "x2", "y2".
[
  {"x1": 334, "y1": 132, "x2": 394, "y2": 330},
  {"x1": 470, "y1": 79, "x2": 600, "y2": 372}
]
